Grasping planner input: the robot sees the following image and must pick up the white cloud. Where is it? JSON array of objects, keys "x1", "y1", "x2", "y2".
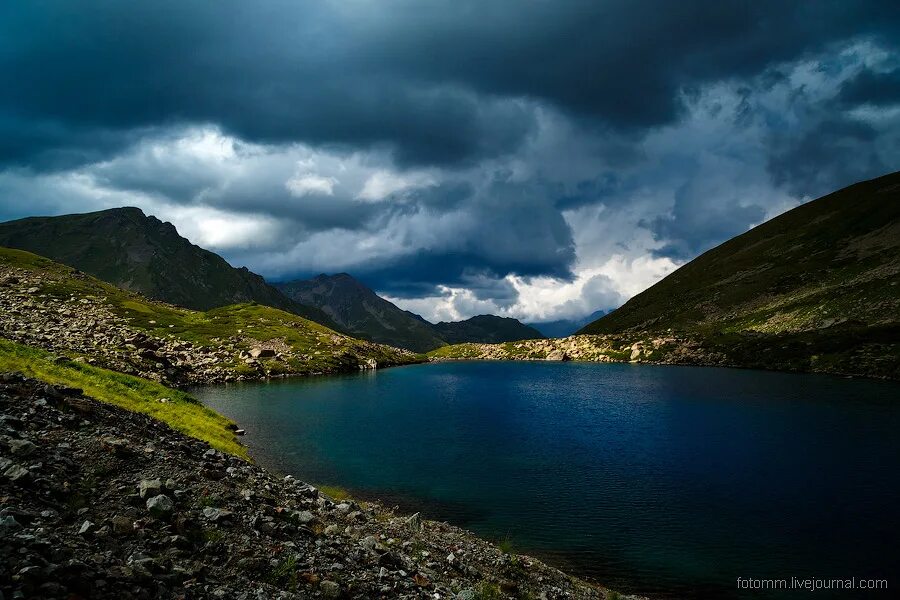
[
  {"x1": 357, "y1": 169, "x2": 436, "y2": 202},
  {"x1": 286, "y1": 173, "x2": 338, "y2": 197}
]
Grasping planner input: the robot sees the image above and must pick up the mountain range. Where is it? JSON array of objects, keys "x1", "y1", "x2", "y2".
[
  {"x1": 0, "y1": 208, "x2": 543, "y2": 352},
  {"x1": 275, "y1": 274, "x2": 543, "y2": 352}
]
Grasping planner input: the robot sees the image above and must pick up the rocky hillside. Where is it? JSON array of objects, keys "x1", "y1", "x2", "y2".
[
  {"x1": 0, "y1": 248, "x2": 419, "y2": 386},
  {"x1": 433, "y1": 173, "x2": 900, "y2": 379},
  {"x1": 0, "y1": 207, "x2": 340, "y2": 330},
  {"x1": 0, "y1": 374, "x2": 626, "y2": 600},
  {"x1": 432, "y1": 315, "x2": 544, "y2": 345},
  {"x1": 276, "y1": 274, "x2": 446, "y2": 353},
  {"x1": 277, "y1": 275, "x2": 543, "y2": 351}
]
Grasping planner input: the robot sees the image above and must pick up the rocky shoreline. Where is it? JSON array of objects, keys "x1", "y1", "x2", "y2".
[
  {"x1": 0, "y1": 374, "x2": 633, "y2": 600},
  {"x1": 429, "y1": 328, "x2": 900, "y2": 380}
]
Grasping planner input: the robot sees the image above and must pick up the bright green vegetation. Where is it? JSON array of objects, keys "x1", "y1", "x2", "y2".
[
  {"x1": 0, "y1": 206, "x2": 341, "y2": 329},
  {"x1": 0, "y1": 337, "x2": 247, "y2": 458},
  {"x1": 316, "y1": 484, "x2": 351, "y2": 501},
  {"x1": 428, "y1": 343, "x2": 488, "y2": 359},
  {"x1": 1, "y1": 246, "x2": 418, "y2": 374},
  {"x1": 277, "y1": 274, "x2": 543, "y2": 352}
]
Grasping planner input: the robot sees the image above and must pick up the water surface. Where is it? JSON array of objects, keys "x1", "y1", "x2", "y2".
[{"x1": 194, "y1": 362, "x2": 900, "y2": 598}]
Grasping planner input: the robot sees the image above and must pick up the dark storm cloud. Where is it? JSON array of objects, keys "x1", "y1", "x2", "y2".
[
  {"x1": 2, "y1": 0, "x2": 898, "y2": 170},
  {"x1": 767, "y1": 117, "x2": 890, "y2": 199},
  {"x1": 2, "y1": 1, "x2": 899, "y2": 321},
  {"x1": 838, "y1": 68, "x2": 900, "y2": 107}
]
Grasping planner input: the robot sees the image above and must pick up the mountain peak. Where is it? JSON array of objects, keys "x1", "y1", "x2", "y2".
[{"x1": 0, "y1": 208, "x2": 340, "y2": 329}]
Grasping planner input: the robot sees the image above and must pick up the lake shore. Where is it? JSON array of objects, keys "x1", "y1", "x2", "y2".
[{"x1": 0, "y1": 372, "x2": 637, "y2": 600}]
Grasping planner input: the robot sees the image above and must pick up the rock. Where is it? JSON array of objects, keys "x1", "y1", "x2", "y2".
[
  {"x1": 293, "y1": 510, "x2": 316, "y2": 525},
  {"x1": 110, "y1": 515, "x2": 133, "y2": 535},
  {"x1": 320, "y1": 580, "x2": 341, "y2": 598},
  {"x1": 360, "y1": 535, "x2": 379, "y2": 553},
  {"x1": 146, "y1": 494, "x2": 174, "y2": 517},
  {"x1": 546, "y1": 349, "x2": 569, "y2": 361},
  {"x1": 138, "y1": 478, "x2": 163, "y2": 498},
  {"x1": 78, "y1": 520, "x2": 94, "y2": 535},
  {"x1": 457, "y1": 590, "x2": 477, "y2": 600},
  {"x1": 8, "y1": 439, "x2": 36, "y2": 456},
  {"x1": 406, "y1": 512, "x2": 422, "y2": 531},
  {"x1": 203, "y1": 507, "x2": 233, "y2": 522},
  {"x1": 0, "y1": 515, "x2": 22, "y2": 534},
  {"x1": 249, "y1": 348, "x2": 276, "y2": 359},
  {"x1": 3, "y1": 463, "x2": 30, "y2": 483}
]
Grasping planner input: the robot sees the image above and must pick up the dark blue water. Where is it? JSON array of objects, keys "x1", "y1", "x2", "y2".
[{"x1": 194, "y1": 362, "x2": 900, "y2": 598}]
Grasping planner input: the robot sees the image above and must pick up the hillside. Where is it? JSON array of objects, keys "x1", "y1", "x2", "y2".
[
  {"x1": 276, "y1": 274, "x2": 543, "y2": 351},
  {"x1": 434, "y1": 173, "x2": 900, "y2": 379},
  {"x1": 580, "y1": 172, "x2": 900, "y2": 337},
  {"x1": 0, "y1": 247, "x2": 418, "y2": 386},
  {"x1": 276, "y1": 274, "x2": 446, "y2": 352},
  {"x1": 433, "y1": 315, "x2": 544, "y2": 344},
  {"x1": 0, "y1": 207, "x2": 339, "y2": 329}
]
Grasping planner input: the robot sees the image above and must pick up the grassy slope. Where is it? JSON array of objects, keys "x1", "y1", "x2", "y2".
[
  {"x1": 1, "y1": 247, "x2": 418, "y2": 375},
  {"x1": 580, "y1": 171, "x2": 900, "y2": 336},
  {"x1": 0, "y1": 338, "x2": 246, "y2": 458}
]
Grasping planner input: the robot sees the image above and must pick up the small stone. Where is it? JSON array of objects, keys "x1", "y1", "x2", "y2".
[
  {"x1": 456, "y1": 590, "x2": 477, "y2": 600},
  {"x1": 3, "y1": 463, "x2": 30, "y2": 483},
  {"x1": 405, "y1": 512, "x2": 421, "y2": 531},
  {"x1": 320, "y1": 580, "x2": 340, "y2": 598},
  {"x1": 0, "y1": 515, "x2": 22, "y2": 534},
  {"x1": 293, "y1": 510, "x2": 316, "y2": 525},
  {"x1": 203, "y1": 507, "x2": 233, "y2": 522},
  {"x1": 78, "y1": 520, "x2": 94, "y2": 535},
  {"x1": 146, "y1": 494, "x2": 174, "y2": 517},
  {"x1": 164, "y1": 478, "x2": 177, "y2": 490},
  {"x1": 138, "y1": 478, "x2": 162, "y2": 498},
  {"x1": 8, "y1": 439, "x2": 36, "y2": 456},
  {"x1": 324, "y1": 524, "x2": 340, "y2": 536},
  {"x1": 110, "y1": 515, "x2": 133, "y2": 535},
  {"x1": 360, "y1": 536, "x2": 379, "y2": 553}
]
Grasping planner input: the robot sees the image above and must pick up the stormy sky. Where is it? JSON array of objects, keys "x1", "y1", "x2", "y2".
[{"x1": 1, "y1": 1, "x2": 898, "y2": 323}]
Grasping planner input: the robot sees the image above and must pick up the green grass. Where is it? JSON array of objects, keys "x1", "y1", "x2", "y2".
[
  {"x1": 0, "y1": 337, "x2": 247, "y2": 458},
  {"x1": 316, "y1": 484, "x2": 351, "y2": 501},
  {"x1": 474, "y1": 581, "x2": 503, "y2": 600}
]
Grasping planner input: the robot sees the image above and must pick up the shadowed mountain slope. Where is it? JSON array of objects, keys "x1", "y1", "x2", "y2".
[
  {"x1": 275, "y1": 274, "x2": 446, "y2": 353},
  {"x1": 580, "y1": 171, "x2": 900, "y2": 338},
  {"x1": 0, "y1": 207, "x2": 339, "y2": 329},
  {"x1": 277, "y1": 275, "x2": 544, "y2": 351}
]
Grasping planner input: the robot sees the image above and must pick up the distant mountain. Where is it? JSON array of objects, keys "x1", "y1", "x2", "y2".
[
  {"x1": 576, "y1": 171, "x2": 900, "y2": 377},
  {"x1": 529, "y1": 310, "x2": 606, "y2": 338},
  {"x1": 0, "y1": 207, "x2": 340, "y2": 329},
  {"x1": 276, "y1": 274, "x2": 543, "y2": 351},
  {"x1": 433, "y1": 315, "x2": 544, "y2": 344},
  {"x1": 275, "y1": 274, "x2": 446, "y2": 353}
]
